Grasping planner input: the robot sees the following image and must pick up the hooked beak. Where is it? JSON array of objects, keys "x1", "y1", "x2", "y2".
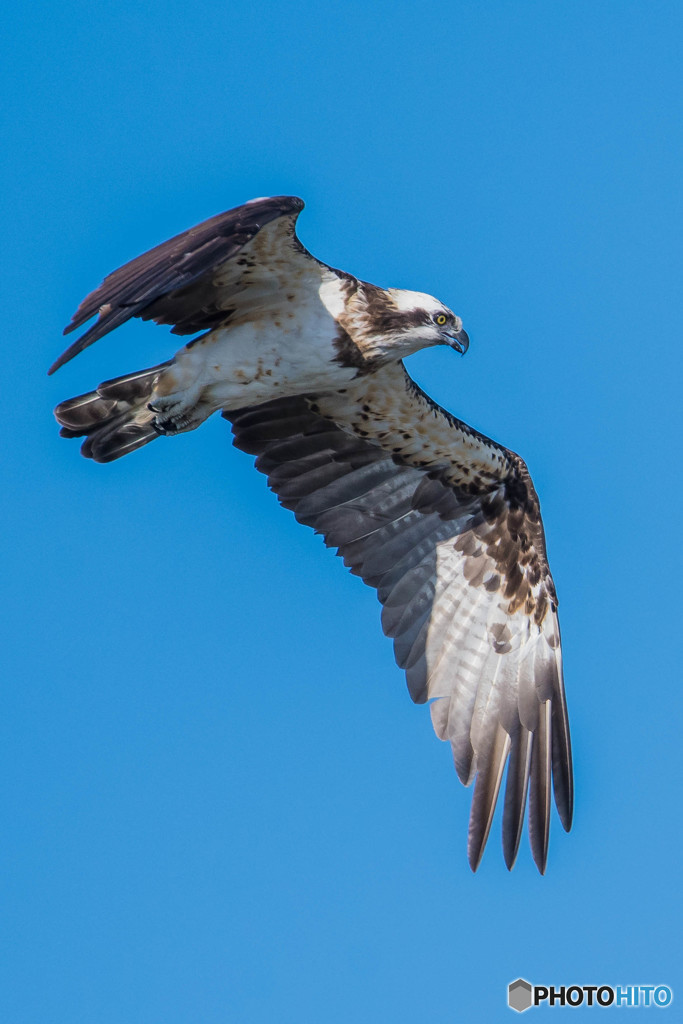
[{"x1": 445, "y1": 327, "x2": 470, "y2": 355}]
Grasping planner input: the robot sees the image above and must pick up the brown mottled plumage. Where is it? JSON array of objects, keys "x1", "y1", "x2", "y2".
[{"x1": 52, "y1": 195, "x2": 572, "y2": 872}]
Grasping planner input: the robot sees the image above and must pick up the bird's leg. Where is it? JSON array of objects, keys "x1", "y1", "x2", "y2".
[{"x1": 146, "y1": 349, "x2": 215, "y2": 434}]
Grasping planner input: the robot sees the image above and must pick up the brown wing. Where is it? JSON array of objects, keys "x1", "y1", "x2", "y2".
[
  {"x1": 50, "y1": 195, "x2": 310, "y2": 374},
  {"x1": 227, "y1": 395, "x2": 573, "y2": 873}
]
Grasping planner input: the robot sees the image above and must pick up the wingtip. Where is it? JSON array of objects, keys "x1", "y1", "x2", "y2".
[
  {"x1": 554, "y1": 785, "x2": 574, "y2": 835},
  {"x1": 503, "y1": 839, "x2": 520, "y2": 872},
  {"x1": 528, "y1": 702, "x2": 552, "y2": 876},
  {"x1": 466, "y1": 727, "x2": 511, "y2": 873},
  {"x1": 467, "y1": 837, "x2": 486, "y2": 873},
  {"x1": 49, "y1": 326, "x2": 96, "y2": 374},
  {"x1": 48, "y1": 348, "x2": 72, "y2": 376},
  {"x1": 502, "y1": 725, "x2": 532, "y2": 872},
  {"x1": 49, "y1": 327, "x2": 81, "y2": 373},
  {"x1": 531, "y1": 843, "x2": 548, "y2": 875},
  {"x1": 529, "y1": 827, "x2": 549, "y2": 874},
  {"x1": 467, "y1": 842, "x2": 485, "y2": 874}
]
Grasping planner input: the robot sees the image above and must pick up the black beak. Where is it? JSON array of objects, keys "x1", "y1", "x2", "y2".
[{"x1": 445, "y1": 328, "x2": 470, "y2": 355}]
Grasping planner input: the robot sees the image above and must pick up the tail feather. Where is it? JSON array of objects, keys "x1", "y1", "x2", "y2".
[{"x1": 54, "y1": 363, "x2": 169, "y2": 462}]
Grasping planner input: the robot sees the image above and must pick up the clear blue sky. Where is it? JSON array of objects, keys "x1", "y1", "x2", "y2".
[{"x1": 2, "y1": 2, "x2": 681, "y2": 1021}]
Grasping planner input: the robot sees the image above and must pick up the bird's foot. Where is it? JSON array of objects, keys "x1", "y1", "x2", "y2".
[{"x1": 148, "y1": 386, "x2": 208, "y2": 435}]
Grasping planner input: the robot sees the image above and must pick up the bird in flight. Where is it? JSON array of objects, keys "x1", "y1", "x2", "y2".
[{"x1": 51, "y1": 195, "x2": 573, "y2": 872}]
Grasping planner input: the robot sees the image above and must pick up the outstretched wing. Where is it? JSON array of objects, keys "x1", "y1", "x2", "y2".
[
  {"x1": 227, "y1": 390, "x2": 573, "y2": 873},
  {"x1": 50, "y1": 195, "x2": 326, "y2": 374}
]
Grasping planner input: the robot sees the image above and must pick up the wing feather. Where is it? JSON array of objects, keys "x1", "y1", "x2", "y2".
[
  {"x1": 227, "y1": 392, "x2": 573, "y2": 870},
  {"x1": 528, "y1": 700, "x2": 553, "y2": 873},
  {"x1": 468, "y1": 724, "x2": 511, "y2": 871},
  {"x1": 502, "y1": 726, "x2": 533, "y2": 869},
  {"x1": 50, "y1": 196, "x2": 312, "y2": 374}
]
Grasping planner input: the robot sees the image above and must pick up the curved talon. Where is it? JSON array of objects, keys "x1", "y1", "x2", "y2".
[{"x1": 152, "y1": 417, "x2": 181, "y2": 435}]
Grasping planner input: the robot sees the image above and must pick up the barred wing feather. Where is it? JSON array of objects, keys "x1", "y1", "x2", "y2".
[{"x1": 228, "y1": 394, "x2": 572, "y2": 873}]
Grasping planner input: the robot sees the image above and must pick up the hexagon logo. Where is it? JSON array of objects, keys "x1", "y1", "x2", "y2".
[{"x1": 508, "y1": 978, "x2": 533, "y2": 1012}]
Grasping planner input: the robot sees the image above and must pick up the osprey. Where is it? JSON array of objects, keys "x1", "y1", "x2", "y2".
[{"x1": 52, "y1": 195, "x2": 573, "y2": 872}]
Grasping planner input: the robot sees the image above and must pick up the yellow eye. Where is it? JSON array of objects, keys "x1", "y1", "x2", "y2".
[{"x1": 436, "y1": 314, "x2": 447, "y2": 325}]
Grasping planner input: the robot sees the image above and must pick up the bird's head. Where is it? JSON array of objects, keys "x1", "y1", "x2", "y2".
[{"x1": 357, "y1": 287, "x2": 469, "y2": 362}]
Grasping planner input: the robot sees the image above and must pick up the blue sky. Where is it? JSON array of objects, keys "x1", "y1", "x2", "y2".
[{"x1": 2, "y1": 1, "x2": 682, "y2": 1021}]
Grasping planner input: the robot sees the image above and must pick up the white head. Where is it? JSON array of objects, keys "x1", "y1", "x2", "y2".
[{"x1": 366, "y1": 287, "x2": 469, "y2": 359}]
